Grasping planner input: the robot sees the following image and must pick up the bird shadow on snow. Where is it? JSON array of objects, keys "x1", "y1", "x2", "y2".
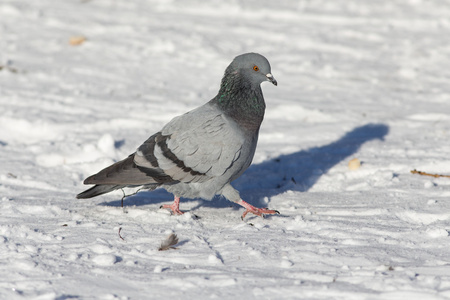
[{"x1": 101, "y1": 123, "x2": 389, "y2": 212}]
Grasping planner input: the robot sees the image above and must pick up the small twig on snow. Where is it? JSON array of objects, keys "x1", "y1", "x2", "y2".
[
  {"x1": 118, "y1": 227, "x2": 125, "y2": 241},
  {"x1": 411, "y1": 169, "x2": 450, "y2": 178},
  {"x1": 120, "y1": 187, "x2": 144, "y2": 207}
]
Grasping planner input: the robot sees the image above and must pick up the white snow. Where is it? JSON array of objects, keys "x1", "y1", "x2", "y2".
[{"x1": 1, "y1": 0, "x2": 450, "y2": 299}]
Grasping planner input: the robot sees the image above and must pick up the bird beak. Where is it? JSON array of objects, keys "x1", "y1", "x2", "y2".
[{"x1": 266, "y1": 73, "x2": 277, "y2": 86}]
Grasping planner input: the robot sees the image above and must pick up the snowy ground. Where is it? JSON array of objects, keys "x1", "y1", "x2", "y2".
[{"x1": 1, "y1": 0, "x2": 450, "y2": 299}]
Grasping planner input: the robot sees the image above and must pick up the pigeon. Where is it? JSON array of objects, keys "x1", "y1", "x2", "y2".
[{"x1": 77, "y1": 53, "x2": 279, "y2": 219}]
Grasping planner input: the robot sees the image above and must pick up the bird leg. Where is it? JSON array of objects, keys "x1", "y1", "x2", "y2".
[
  {"x1": 237, "y1": 200, "x2": 280, "y2": 220},
  {"x1": 160, "y1": 196, "x2": 184, "y2": 215}
]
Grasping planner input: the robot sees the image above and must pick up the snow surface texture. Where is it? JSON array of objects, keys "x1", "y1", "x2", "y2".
[{"x1": 1, "y1": 0, "x2": 450, "y2": 299}]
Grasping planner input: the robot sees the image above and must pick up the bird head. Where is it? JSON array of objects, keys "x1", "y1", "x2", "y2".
[{"x1": 229, "y1": 53, "x2": 277, "y2": 87}]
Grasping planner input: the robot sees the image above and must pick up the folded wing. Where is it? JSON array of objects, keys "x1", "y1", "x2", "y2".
[{"x1": 83, "y1": 103, "x2": 243, "y2": 187}]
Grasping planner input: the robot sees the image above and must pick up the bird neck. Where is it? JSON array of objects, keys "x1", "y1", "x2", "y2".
[{"x1": 212, "y1": 71, "x2": 266, "y2": 131}]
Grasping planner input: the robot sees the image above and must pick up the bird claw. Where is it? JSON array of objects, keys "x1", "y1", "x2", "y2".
[
  {"x1": 160, "y1": 196, "x2": 184, "y2": 215},
  {"x1": 160, "y1": 204, "x2": 184, "y2": 215},
  {"x1": 240, "y1": 205, "x2": 280, "y2": 220}
]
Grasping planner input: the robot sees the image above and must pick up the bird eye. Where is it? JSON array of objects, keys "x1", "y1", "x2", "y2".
[{"x1": 253, "y1": 65, "x2": 259, "y2": 72}]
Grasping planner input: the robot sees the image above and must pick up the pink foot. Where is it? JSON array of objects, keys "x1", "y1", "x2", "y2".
[
  {"x1": 160, "y1": 196, "x2": 184, "y2": 215},
  {"x1": 237, "y1": 200, "x2": 280, "y2": 220}
]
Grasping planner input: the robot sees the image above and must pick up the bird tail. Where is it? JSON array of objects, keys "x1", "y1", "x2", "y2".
[{"x1": 76, "y1": 184, "x2": 124, "y2": 199}]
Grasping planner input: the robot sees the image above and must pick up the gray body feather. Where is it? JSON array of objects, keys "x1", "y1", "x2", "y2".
[{"x1": 77, "y1": 53, "x2": 276, "y2": 205}]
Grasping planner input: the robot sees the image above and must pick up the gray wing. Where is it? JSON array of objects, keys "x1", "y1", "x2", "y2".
[
  {"x1": 135, "y1": 103, "x2": 244, "y2": 183},
  {"x1": 81, "y1": 103, "x2": 243, "y2": 188},
  {"x1": 83, "y1": 153, "x2": 172, "y2": 186}
]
